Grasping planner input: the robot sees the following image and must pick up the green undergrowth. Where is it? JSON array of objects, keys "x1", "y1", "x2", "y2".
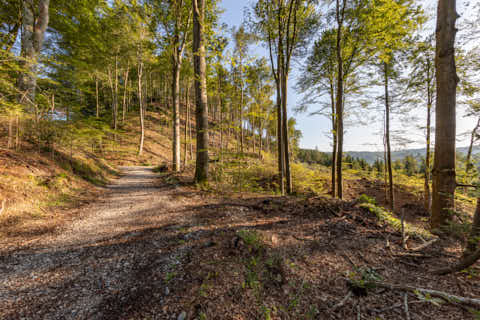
[{"x1": 359, "y1": 201, "x2": 434, "y2": 239}]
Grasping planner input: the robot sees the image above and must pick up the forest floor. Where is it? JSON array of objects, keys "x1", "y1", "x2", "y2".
[{"x1": 1, "y1": 166, "x2": 479, "y2": 320}]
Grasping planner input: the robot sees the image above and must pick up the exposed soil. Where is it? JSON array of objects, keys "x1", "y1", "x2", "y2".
[{"x1": 1, "y1": 167, "x2": 479, "y2": 320}]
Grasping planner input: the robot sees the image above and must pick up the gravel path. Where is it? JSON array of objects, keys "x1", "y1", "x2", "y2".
[{"x1": 0, "y1": 167, "x2": 197, "y2": 320}]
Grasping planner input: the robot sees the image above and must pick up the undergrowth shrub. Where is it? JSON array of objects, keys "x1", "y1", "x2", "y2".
[{"x1": 357, "y1": 194, "x2": 376, "y2": 205}]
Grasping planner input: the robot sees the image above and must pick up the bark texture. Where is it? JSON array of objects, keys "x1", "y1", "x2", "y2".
[
  {"x1": 18, "y1": 0, "x2": 50, "y2": 106},
  {"x1": 431, "y1": 0, "x2": 458, "y2": 229},
  {"x1": 193, "y1": 0, "x2": 209, "y2": 183},
  {"x1": 335, "y1": 0, "x2": 346, "y2": 199}
]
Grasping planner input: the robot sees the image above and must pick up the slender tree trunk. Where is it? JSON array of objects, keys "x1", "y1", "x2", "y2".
[
  {"x1": 172, "y1": 58, "x2": 182, "y2": 172},
  {"x1": 465, "y1": 118, "x2": 480, "y2": 178},
  {"x1": 220, "y1": 101, "x2": 224, "y2": 153},
  {"x1": 8, "y1": 117, "x2": 14, "y2": 149},
  {"x1": 335, "y1": 0, "x2": 345, "y2": 199},
  {"x1": 95, "y1": 75, "x2": 100, "y2": 118},
  {"x1": 330, "y1": 82, "x2": 337, "y2": 198},
  {"x1": 384, "y1": 62, "x2": 394, "y2": 210},
  {"x1": 138, "y1": 48, "x2": 145, "y2": 156},
  {"x1": 281, "y1": 72, "x2": 292, "y2": 194},
  {"x1": 240, "y1": 75, "x2": 244, "y2": 154},
  {"x1": 15, "y1": 115, "x2": 19, "y2": 150},
  {"x1": 122, "y1": 66, "x2": 129, "y2": 123},
  {"x1": 431, "y1": 0, "x2": 459, "y2": 229},
  {"x1": 184, "y1": 85, "x2": 189, "y2": 168},
  {"x1": 193, "y1": 0, "x2": 209, "y2": 183},
  {"x1": 425, "y1": 61, "x2": 433, "y2": 212},
  {"x1": 276, "y1": 72, "x2": 285, "y2": 195},
  {"x1": 114, "y1": 55, "x2": 118, "y2": 131}
]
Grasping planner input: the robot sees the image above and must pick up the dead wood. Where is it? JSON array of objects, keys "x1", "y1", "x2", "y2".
[
  {"x1": 371, "y1": 281, "x2": 480, "y2": 308},
  {"x1": 432, "y1": 247, "x2": 480, "y2": 275}
]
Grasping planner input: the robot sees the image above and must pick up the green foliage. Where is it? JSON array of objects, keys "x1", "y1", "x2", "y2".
[
  {"x1": 237, "y1": 229, "x2": 264, "y2": 251},
  {"x1": 347, "y1": 267, "x2": 382, "y2": 290},
  {"x1": 357, "y1": 194, "x2": 376, "y2": 205},
  {"x1": 359, "y1": 202, "x2": 434, "y2": 239}
]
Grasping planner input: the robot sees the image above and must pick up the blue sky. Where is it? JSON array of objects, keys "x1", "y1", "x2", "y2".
[{"x1": 218, "y1": 0, "x2": 476, "y2": 152}]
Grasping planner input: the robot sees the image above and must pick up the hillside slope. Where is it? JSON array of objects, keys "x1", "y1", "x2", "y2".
[{"x1": 0, "y1": 111, "x2": 173, "y2": 243}]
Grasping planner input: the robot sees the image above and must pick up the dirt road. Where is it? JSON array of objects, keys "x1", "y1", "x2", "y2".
[{"x1": 0, "y1": 167, "x2": 197, "y2": 320}]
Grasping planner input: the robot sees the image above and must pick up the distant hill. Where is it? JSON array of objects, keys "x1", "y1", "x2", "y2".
[
  {"x1": 345, "y1": 146, "x2": 480, "y2": 164},
  {"x1": 298, "y1": 146, "x2": 480, "y2": 165}
]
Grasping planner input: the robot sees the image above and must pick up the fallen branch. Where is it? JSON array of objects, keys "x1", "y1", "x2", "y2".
[
  {"x1": 370, "y1": 300, "x2": 424, "y2": 313},
  {"x1": 392, "y1": 252, "x2": 429, "y2": 258},
  {"x1": 410, "y1": 238, "x2": 438, "y2": 252},
  {"x1": 371, "y1": 281, "x2": 480, "y2": 308},
  {"x1": 432, "y1": 247, "x2": 480, "y2": 275},
  {"x1": 403, "y1": 293, "x2": 411, "y2": 320}
]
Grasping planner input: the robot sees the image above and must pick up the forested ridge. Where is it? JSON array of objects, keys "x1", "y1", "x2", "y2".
[{"x1": 1, "y1": 0, "x2": 480, "y2": 319}]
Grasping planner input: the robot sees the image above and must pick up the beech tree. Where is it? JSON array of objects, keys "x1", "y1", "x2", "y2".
[
  {"x1": 252, "y1": 0, "x2": 319, "y2": 195},
  {"x1": 406, "y1": 35, "x2": 436, "y2": 212},
  {"x1": 193, "y1": 0, "x2": 209, "y2": 183},
  {"x1": 431, "y1": 0, "x2": 459, "y2": 229},
  {"x1": 18, "y1": 0, "x2": 50, "y2": 107},
  {"x1": 154, "y1": 0, "x2": 192, "y2": 171}
]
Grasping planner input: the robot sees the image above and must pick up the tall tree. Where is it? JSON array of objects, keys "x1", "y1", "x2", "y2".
[
  {"x1": 431, "y1": 0, "x2": 459, "y2": 229},
  {"x1": 155, "y1": 0, "x2": 192, "y2": 172},
  {"x1": 232, "y1": 26, "x2": 254, "y2": 154},
  {"x1": 407, "y1": 35, "x2": 435, "y2": 212},
  {"x1": 252, "y1": 0, "x2": 319, "y2": 194},
  {"x1": 18, "y1": 0, "x2": 50, "y2": 106},
  {"x1": 193, "y1": 0, "x2": 209, "y2": 183},
  {"x1": 366, "y1": 0, "x2": 423, "y2": 209},
  {"x1": 296, "y1": 29, "x2": 364, "y2": 197}
]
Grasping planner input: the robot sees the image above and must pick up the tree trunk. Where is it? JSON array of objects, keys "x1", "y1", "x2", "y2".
[
  {"x1": 184, "y1": 85, "x2": 189, "y2": 168},
  {"x1": 431, "y1": 0, "x2": 458, "y2": 229},
  {"x1": 425, "y1": 67, "x2": 432, "y2": 211},
  {"x1": 384, "y1": 62, "x2": 394, "y2": 210},
  {"x1": 330, "y1": 82, "x2": 337, "y2": 198},
  {"x1": 193, "y1": 0, "x2": 209, "y2": 183},
  {"x1": 114, "y1": 55, "x2": 118, "y2": 131},
  {"x1": 96, "y1": 75, "x2": 100, "y2": 118},
  {"x1": 276, "y1": 71, "x2": 285, "y2": 195},
  {"x1": 8, "y1": 117, "x2": 14, "y2": 149},
  {"x1": 281, "y1": 72, "x2": 292, "y2": 194},
  {"x1": 18, "y1": 0, "x2": 50, "y2": 106},
  {"x1": 138, "y1": 48, "x2": 144, "y2": 156},
  {"x1": 240, "y1": 73, "x2": 244, "y2": 154},
  {"x1": 335, "y1": 0, "x2": 345, "y2": 199},
  {"x1": 172, "y1": 58, "x2": 182, "y2": 172},
  {"x1": 122, "y1": 66, "x2": 129, "y2": 123},
  {"x1": 465, "y1": 118, "x2": 480, "y2": 179}
]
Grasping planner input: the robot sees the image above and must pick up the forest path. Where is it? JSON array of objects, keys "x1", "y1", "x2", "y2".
[{"x1": 0, "y1": 166, "x2": 202, "y2": 320}]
